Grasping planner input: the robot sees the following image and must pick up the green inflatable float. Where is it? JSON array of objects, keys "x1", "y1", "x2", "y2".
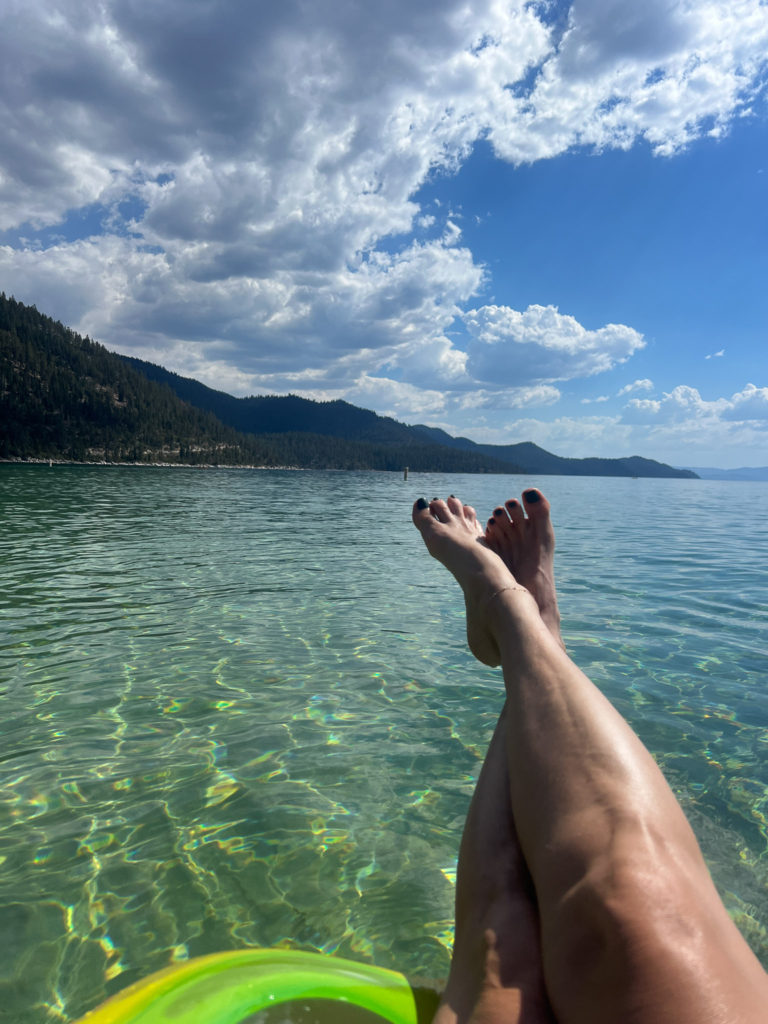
[{"x1": 74, "y1": 948, "x2": 440, "y2": 1024}]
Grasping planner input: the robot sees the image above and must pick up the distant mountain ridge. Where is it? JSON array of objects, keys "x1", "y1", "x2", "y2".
[
  {"x1": 122, "y1": 354, "x2": 698, "y2": 479},
  {"x1": 680, "y1": 466, "x2": 768, "y2": 482},
  {"x1": 0, "y1": 291, "x2": 698, "y2": 476},
  {"x1": 120, "y1": 357, "x2": 419, "y2": 445},
  {"x1": 410, "y1": 425, "x2": 696, "y2": 478},
  {"x1": 0, "y1": 293, "x2": 513, "y2": 472}
]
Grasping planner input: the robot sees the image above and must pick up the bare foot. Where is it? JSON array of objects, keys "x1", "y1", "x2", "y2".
[
  {"x1": 484, "y1": 490, "x2": 563, "y2": 649},
  {"x1": 412, "y1": 496, "x2": 538, "y2": 667}
]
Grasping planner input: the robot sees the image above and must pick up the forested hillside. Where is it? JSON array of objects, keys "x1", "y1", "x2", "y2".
[
  {"x1": 0, "y1": 294, "x2": 514, "y2": 471},
  {"x1": 2, "y1": 293, "x2": 698, "y2": 476},
  {"x1": 124, "y1": 353, "x2": 697, "y2": 479},
  {"x1": 1, "y1": 294, "x2": 272, "y2": 464},
  {"x1": 122, "y1": 356, "x2": 420, "y2": 445}
]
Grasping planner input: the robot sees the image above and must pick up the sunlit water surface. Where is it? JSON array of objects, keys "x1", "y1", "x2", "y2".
[{"x1": 1, "y1": 466, "x2": 767, "y2": 1022}]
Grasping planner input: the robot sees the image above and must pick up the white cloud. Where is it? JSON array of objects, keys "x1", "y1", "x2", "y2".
[
  {"x1": 622, "y1": 384, "x2": 726, "y2": 424},
  {"x1": 463, "y1": 381, "x2": 768, "y2": 464},
  {"x1": 347, "y1": 374, "x2": 447, "y2": 419},
  {"x1": 469, "y1": 413, "x2": 631, "y2": 454},
  {"x1": 618, "y1": 378, "x2": 654, "y2": 396},
  {"x1": 705, "y1": 348, "x2": 725, "y2": 359},
  {"x1": 721, "y1": 382, "x2": 768, "y2": 421},
  {"x1": 622, "y1": 397, "x2": 663, "y2": 422},
  {"x1": 457, "y1": 384, "x2": 561, "y2": 410},
  {"x1": 620, "y1": 383, "x2": 768, "y2": 426},
  {"x1": 464, "y1": 304, "x2": 645, "y2": 384},
  {"x1": 581, "y1": 395, "x2": 610, "y2": 403},
  {"x1": 1, "y1": 0, "x2": 767, "y2": 446},
  {"x1": 488, "y1": 0, "x2": 768, "y2": 162},
  {"x1": 617, "y1": 383, "x2": 768, "y2": 466}
]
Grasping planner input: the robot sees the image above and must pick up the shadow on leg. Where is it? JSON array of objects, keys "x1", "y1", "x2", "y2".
[{"x1": 433, "y1": 704, "x2": 555, "y2": 1024}]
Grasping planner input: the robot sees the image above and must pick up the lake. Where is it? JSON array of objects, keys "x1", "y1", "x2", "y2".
[{"x1": 1, "y1": 465, "x2": 767, "y2": 1022}]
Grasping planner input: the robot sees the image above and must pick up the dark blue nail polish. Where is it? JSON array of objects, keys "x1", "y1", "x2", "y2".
[
  {"x1": 506, "y1": 500, "x2": 518, "y2": 508},
  {"x1": 494, "y1": 507, "x2": 504, "y2": 516},
  {"x1": 524, "y1": 490, "x2": 540, "y2": 503},
  {"x1": 416, "y1": 497, "x2": 428, "y2": 510}
]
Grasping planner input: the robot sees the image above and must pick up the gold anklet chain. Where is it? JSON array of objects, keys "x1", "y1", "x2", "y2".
[{"x1": 483, "y1": 583, "x2": 528, "y2": 608}]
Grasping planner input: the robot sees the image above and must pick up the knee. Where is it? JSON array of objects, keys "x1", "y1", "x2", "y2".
[{"x1": 541, "y1": 851, "x2": 702, "y2": 996}]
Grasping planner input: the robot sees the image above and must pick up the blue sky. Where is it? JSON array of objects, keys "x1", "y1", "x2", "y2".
[{"x1": 1, "y1": 0, "x2": 767, "y2": 467}]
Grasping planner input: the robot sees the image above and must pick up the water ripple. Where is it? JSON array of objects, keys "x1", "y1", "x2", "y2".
[{"x1": 1, "y1": 467, "x2": 767, "y2": 1022}]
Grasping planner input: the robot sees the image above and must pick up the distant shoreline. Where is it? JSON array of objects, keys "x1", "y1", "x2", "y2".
[
  {"x1": 7, "y1": 458, "x2": 765, "y2": 480},
  {"x1": 0, "y1": 458, "x2": 303, "y2": 470}
]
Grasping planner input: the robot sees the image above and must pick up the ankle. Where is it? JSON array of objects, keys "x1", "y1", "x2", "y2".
[
  {"x1": 489, "y1": 588, "x2": 561, "y2": 662},
  {"x1": 485, "y1": 584, "x2": 541, "y2": 632}
]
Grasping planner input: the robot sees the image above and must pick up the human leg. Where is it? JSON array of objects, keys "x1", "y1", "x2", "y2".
[
  {"x1": 414, "y1": 494, "x2": 768, "y2": 1024},
  {"x1": 430, "y1": 499, "x2": 554, "y2": 1024},
  {"x1": 434, "y1": 706, "x2": 554, "y2": 1024}
]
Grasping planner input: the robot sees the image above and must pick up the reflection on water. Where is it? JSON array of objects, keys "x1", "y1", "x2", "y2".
[{"x1": 1, "y1": 466, "x2": 767, "y2": 1021}]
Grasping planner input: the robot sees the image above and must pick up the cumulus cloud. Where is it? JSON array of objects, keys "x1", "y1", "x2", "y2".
[
  {"x1": 621, "y1": 383, "x2": 768, "y2": 426},
  {"x1": 622, "y1": 384, "x2": 722, "y2": 424},
  {"x1": 464, "y1": 304, "x2": 645, "y2": 384},
  {"x1": 468, "y1": 413, "x2": 632, "y2": 453},
  {"x1": 1, "y1": 0, "x2": 767, "y2": 431},
  {"x1": 470, "y1": 381, "x2": 768, "y2": 463},
  {"x1": 608, "y1": 382, "x2": 767, "y2": 464},
  {"x1": 457, "y1": 384, "x2": 562, "y2": 410},
  {"x1": 721, "y1": 383, "x2": 768, "y2": 421},
  {"x1": 618, "y1": 378, "x2": 654, "y2": 396},
  {"x1": 489, "y1": 0, "x2": 768, "y2": 162},
  {"x1": 347, "y1": 374, "x2": 447, "y2": 419}
]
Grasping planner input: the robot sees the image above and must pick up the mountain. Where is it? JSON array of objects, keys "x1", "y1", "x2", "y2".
[
  {"x1": 2, "y1": 291, "x2": 697, "y2": 477},
  {"x1": 411, "y1": 426, "x2": 698, "y2": 479},
  {"x1": 679, "y1": 466, "x2": 768, "y2": 482},
  {"x1": 123, "y1": 355, "x2": 697, "y2": 479},
  {"x1": 120, "y1": 356, "x2": 419, "y2": 445},
  {"x1": 0, "y1": 293, "x2": 513, "y2": 472}
]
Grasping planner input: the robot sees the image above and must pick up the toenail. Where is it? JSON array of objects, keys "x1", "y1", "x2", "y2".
[
  {"x1": 494, "y1": 507, "x2": 504, "y2": 516},
  {"x1": 524, "y1": 490, "x2": 540, "y2": 503},
  {"x1": 432, "y1": 496, "x2": 439, "y2": 501},
  {"x1": 416, "y1": 497, "x2": 428, "y2": 510},
  {"x1": 506, "y1": 500, "x2": 518, "y2": 508}
]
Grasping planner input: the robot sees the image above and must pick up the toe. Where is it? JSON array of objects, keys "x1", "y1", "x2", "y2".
[
  {"x1": 522, "y1": 488, "x2": 550, "y2": 519},
  {"x1": 505, "y1": 498, "x2": 525, "y2": 527},
  {"x1": 446, "y1": 495, "x2": 464, "y2": 516},
  {"x1": 463, "y1": 503, "x2": 478, "y2": 525},
  {"x1": 488, "y1": 504, "x2": 517, "y2": 545},
  {"x1": 412, "y1": 496, "x2": 433, "y2": 528},
  {"x1": 429, "y1": 498, "x2": 452, "y2": 523},
  {"x1": 485, "y1": 517, "x2": 502, "y2": 556},
  {"x1": 521, "y1": 489, "x2": 555, "y2": 546}
]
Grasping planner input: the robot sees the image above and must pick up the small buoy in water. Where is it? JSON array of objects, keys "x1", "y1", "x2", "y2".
[{"x1": 403, "y1": 466, "x2": 408, "y2": 480}]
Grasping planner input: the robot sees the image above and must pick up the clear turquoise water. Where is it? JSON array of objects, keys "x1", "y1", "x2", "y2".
[{"x1": 1, "y1": 465, "x2": 767, "y2": 1022}]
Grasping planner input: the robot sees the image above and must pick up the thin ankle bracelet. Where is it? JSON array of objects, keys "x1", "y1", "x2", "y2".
[{"x1": 484, "y1": 584, "x2": 528, "y2": 608}]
